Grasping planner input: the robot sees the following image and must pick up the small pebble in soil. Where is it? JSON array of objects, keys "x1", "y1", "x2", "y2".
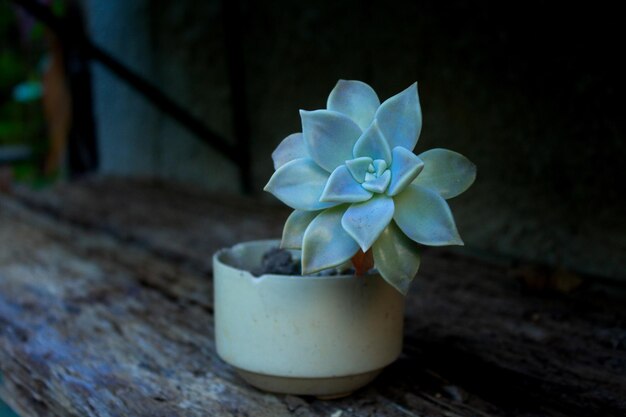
[
  {"x1": 253, "y1": 247, "x2": 356, "y2": 277},
  {"x1": 254, "y1": 247, "x2": 300, "y2": 276}
]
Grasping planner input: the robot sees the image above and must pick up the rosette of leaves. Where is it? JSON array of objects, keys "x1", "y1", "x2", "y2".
[{"x1": 265, "y1": 80, "x2": 476, "y2": 294}]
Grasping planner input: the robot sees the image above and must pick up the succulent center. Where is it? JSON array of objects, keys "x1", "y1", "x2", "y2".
[
  {"x1": 362, "y1": 159, "x2": 391, "y2": 193},
  {"x1": 345, "y1": 157, "x2": 392, "y2": 194}
]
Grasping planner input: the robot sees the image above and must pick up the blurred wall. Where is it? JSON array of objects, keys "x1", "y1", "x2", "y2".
[
  {"x1": 83, "y1": 0, "x2": 625, "y2": 280},
  {"x1": 85, "y1": 0, "x2": 237, "y2": 189}
]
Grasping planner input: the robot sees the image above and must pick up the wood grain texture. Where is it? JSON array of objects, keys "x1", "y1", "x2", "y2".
[
  {"x1": 13, "y1": 177, "x2": 291, "y2": 273},
  {"x1": 1, "y1": 178, "x2": 625, "y2": 417}
]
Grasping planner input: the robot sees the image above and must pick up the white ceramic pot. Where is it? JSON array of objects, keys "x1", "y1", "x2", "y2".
[{"x1": 213, "y1": 240, "x2": 405, "y2": 398}]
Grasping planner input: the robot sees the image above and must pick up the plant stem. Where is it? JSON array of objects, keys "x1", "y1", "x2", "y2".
[{"x1": 351, "y1": 249, "x2": 374, "y2": 276}]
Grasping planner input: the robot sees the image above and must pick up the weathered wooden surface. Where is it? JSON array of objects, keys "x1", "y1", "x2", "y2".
[
  {"x1": 13, "y1": 178, "x2": 291, "y2": 273},
  {"x1": 1, "y1": 177, "x2": 625, "y2": 417}
]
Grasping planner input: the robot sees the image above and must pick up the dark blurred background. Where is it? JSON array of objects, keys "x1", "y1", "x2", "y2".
[{"x1": 1, "y1": 0, "x2": 625, "y2": 282}]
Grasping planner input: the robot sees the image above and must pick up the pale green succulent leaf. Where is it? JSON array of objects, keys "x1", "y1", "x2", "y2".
[
  {"x1": 414, "y1": 148, "x2": 477, "y2": 199},
  {"x1": 375, "y1": 82, "x2": 422, "y2": 151},
  {"x1": 373, "y1": 222, "x2": 421, "y2": 295},
  {"x1": 300, "y1": 109, "x2": 362, "y2": 173},
  {"x1": 264, "y1": 158, "x2": 337, "y2": 211},
  {"x1": 271, "y1": 132, "x2": 309, "y2": 170},
  {"x1": 320, "y1": 165, "x2": 373, "y2": 203},
  {"x1": 361, "y1": 170, "x2": 391, "y2": 193},
  {"x1": 326, "y1": 79, "x2": 380, "y2": 131},
  {"x1": 387, "y1": 147, "x2": 424, "y2": 196},
  {"x1": 281, "y1": 210, "x2": 319, "y2": 249},
  {"x1": 302, "y1": 206, "x2": 359, "y2": 274},
  {"x1": 341, "y1": 195, "x2": 394, "y2": 252},
  {"x1": 373, "y1": 159, "x2": 387, "y2": 176},
  {"x1": 346, "y1": 157, "x2": 373, "y2": 183},
  {"x1": 353, "y1": 120, "x2": 392, "y2": 164},
  {"x1": 393, "y1": 184, "x2": 463, "y2": 246}
]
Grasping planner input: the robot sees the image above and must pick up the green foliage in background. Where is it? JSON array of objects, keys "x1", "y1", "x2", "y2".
[{"x1": 0, "y1": 1, "x2": 62, "y2": 186}]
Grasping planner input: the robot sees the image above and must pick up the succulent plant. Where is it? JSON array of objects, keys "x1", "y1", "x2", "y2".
[{"x1": 264, "y1": 80, "x2": 476, "y2": 294}]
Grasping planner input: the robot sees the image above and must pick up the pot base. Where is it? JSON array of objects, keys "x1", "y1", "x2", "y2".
[{"x1": 236, "y1": 368, "x2": 382, "y2": 398}]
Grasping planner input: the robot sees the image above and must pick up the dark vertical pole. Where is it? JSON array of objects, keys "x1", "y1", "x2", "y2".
[
  {"x1": 63, "y1": 0, "x2": 99, "y2": 178},
  {"x1": 222, "y1": 0, "x2": 253, "y2": 194}
]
